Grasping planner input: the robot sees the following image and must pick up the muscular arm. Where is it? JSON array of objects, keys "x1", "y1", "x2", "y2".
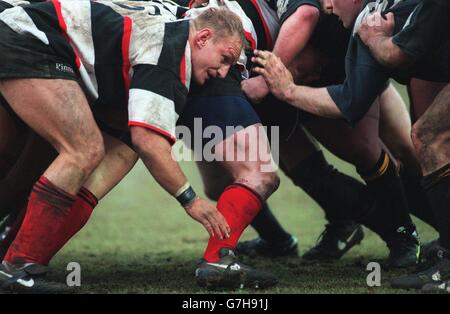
[
  {"x1": 242, "y1": 5, "x2": 320, "y2": 103},
  {"x1": 253, "y1": 49, "x2": 388, "y2": 123},
  {"x1": 272, "y1": 5, "x2": 320, "y2": 66},
  {"x1": 357, "y1": 12, "x2": 414, "y2": 68},
  {"x1": 363, "y1": 34, "x2": 414, "y2": 68},
  {"x1": 252, "y1": 50, "x2": 342, "y2": 118},
  {"x1": 283, "y1": 85, "x2": 342, "y2": 118},
  {"x1": 131, "y1": 126, "x2": 187, "y2": 196}
]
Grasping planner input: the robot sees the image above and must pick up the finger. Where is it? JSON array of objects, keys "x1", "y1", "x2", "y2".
[
  {"x1": 214, "y1": 211, "x2": 231, "y2": 238},
  {"x1": 253, "y1": 49, "x2": 271, "y2": 59},
  {"x1": 252, "y1": 66, "x2": 266, "y2": 76},
  {"x1": 209, "y1": 218, "x2": 224, "y2": 240},
  {"x1": 251, "y1": 56, "x2": 267, "y2": 67},
  {"x1": 206, "y1": 212, "x2": 224, "y2": 240},
  {"x1": 202, "y1": 219, "x2": 214, "y2": 238}
]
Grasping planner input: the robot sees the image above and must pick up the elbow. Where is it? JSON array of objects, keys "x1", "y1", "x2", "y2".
[{"x1": 293, "y1": 5, "x2": 320, "y2": 23}]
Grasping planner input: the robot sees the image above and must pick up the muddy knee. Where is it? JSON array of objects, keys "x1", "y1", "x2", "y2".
[{"x1": 235, "y1": 170, "x2": 280, "y2": 200}]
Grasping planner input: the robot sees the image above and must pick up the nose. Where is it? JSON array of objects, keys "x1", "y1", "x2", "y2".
[
  {"x1": 324, "y1": 0, "x2": 333, "y2": 13},
  {"x1": 217, "y1": 64, "x2": 231, "y2": 78}
]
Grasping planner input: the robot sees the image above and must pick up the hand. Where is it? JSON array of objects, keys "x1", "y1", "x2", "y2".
[
  {"x1": 251, "y1": 50, "x2": 295, "y2": 103},
  {"x1": 357, "y1": 12, "x2": 395, "y2": 47},
  {"x1": 184, "y1": 197, "x2": 231, "y2": 239},
  {"x1": 241, "y1": 76, "x2": 270, "y2": 104}
]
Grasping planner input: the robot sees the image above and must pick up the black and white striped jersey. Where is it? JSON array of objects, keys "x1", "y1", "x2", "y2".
[
  {"x1": 0, "y1": 0, "x2": 34, "y2": 10},
  {"x1": 0, "y1": 0, "x2": 191, "y2": 143}
]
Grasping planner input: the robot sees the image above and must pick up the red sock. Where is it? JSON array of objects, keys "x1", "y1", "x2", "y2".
[
  {"x1": 40, "y1": 187, "x2": 98, "y2": 265},
  {"x1": 4, "y1": 176, "x2": 76, "y2": 265},
  {"x1": 203, "y1": 184, "x2": 262, "y2": 262}
]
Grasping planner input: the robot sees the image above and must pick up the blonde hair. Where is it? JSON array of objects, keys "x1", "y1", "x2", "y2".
[{"x1": 190, "y1": 7, "x2": 246, "y2": 48}]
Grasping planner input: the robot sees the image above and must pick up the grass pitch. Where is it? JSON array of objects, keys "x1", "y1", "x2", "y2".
[{"x1": 48, "y1": 155, "x2": 437, "y2": 294}]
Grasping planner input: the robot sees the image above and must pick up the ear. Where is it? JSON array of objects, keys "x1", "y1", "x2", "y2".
[{"x1": 194, "y1": 28, "x2": 213, "y2": 49}]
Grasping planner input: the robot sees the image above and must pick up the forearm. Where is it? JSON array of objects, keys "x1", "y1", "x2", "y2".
[
  {"x1": 132, "y1": 128, "x2": 188, "y2": 196},
  {"x1": 284, "y1": 84, "x2": 343, "y2": 119},
  {"x1": 140, "y1": 145, "x2": 187, "y2": 196},
  {"x1": 365, "y1": 36, "x2": 413, "y2": 68}
]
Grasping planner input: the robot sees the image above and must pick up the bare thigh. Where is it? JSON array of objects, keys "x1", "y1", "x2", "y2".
[
  {"x1": 0, "y1": 78, "x2": 104, "y2": 192},
  {"x1": 379, "y1": 84, "x2": 420, "y2": 172},
  {"x1": 0, "y1": 79, "x2": 99, "y2": 154},
  {"x1": 303, "y1": 102, "x2": 382, "y2": 172}
]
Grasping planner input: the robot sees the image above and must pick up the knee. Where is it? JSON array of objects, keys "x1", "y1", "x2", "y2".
[
  {"x1": 236, "y1": 170, "x2": 280, "y2": 200},
  {"x1": 70, "y1": 135, "x2": 105, "y2": 176},
  {"x1": 113, "y1": 146, "x2": 138, "y2": 170}
]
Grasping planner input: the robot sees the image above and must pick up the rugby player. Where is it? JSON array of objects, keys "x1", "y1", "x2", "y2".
[
  {"x1": 238, "y1": 0, "x2": 437, "y2": 263},
  {"x1": 0, "y1": 0, "x2": 281, "y2": 292},
  {"x1": 1, "y1": 0, "x2": 424, "y2": 270},
  {"x1": 0, "y1": 0, "x2": 431, "y2": 290},
  {"x1": 253, "y1": 0, "x2": 449, "y2": 290},
  {"x1": 181, "y1": 0, "x2": 380, "y2": 263},
  {"x1": 357, "y1": 0, "x2": 450, "y2": 291},
  {"x1": 0, "y1": 1, "x2": 250, "y2": 292}
]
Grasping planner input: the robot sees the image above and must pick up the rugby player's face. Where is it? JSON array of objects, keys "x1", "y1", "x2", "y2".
[
  {"x1": 330, "y1": 0, "x2": 362, "y2": 28},
  {"x1": 192, "y1": 30, "x2": 241, "y2": 85}
]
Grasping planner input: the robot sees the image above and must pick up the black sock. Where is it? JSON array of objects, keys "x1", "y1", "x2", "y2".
[
  {"x1": 399, "y1": 165, "x2": 438, "y2": 230},
  {"x1": 287, "y1": 150, "x2": 370, "y2": 224},
  {"x1": 250, "y1": 203, "x2": 292, "y2": 243},
  {"x1": 359, "y1": 151, "x2": 415, "y2": 238},
  {"x1": 423, "y1": 164, "x2": 450, "y2": 250}
]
